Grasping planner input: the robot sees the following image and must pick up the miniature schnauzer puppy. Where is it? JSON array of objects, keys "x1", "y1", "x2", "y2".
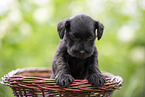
[{"x1": 51, "y1": 14, "x2": 105, "y2": 87}]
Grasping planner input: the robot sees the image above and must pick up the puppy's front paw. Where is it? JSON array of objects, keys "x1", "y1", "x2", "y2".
[
  {"x1": 87, "y1": 73, "x2": 105, "y2": 87},
  {"x1": 55, "y1": 73, "x2": 74, "y2": 87}
]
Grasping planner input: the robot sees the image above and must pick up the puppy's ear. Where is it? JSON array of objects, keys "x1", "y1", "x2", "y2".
[
  {"x1": 57, "y1": 18, "x2": 70, "y2": 39},
  {"x1": 95, "y1": 20, "x2": 104, "y2": 40}
]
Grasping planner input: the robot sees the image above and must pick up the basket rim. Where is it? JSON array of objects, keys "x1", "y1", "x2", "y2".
[{"x1": 1, "y1": 67, "x2": 123, "y2": 92}]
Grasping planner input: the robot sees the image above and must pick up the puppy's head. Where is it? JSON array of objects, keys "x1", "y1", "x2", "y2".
[{"x1": 57, "y1": 14, "x2": 104, "y2": 59}]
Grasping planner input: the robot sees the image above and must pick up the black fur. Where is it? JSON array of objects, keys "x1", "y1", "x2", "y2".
[{"x1": 51, "y1": 14, "x2": 105, "y2": 87}]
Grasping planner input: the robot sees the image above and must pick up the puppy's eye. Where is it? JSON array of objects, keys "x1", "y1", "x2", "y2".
[
  {"x1": 70, "y1": 35, "x2": 75, "y2": 39},
  {"x1": 70, "y1": 35, "x2": 79, "y2": 40},
  {"x1": 88, "y1": 36, "x2": 94, "y2": 40}
]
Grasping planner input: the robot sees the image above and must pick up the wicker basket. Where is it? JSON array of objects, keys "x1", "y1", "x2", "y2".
[{"x1": 1, "y1": 68, "x2": 123, "y2": 97}]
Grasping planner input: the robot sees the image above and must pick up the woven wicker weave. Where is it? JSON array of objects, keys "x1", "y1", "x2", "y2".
[{"x1": 1, "y1": 68, "x2": 123, "y2": 97}]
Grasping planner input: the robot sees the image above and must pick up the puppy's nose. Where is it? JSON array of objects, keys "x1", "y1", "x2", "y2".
[{"x1": 80, "y1": 50, "x2": 85, "y2": 54}]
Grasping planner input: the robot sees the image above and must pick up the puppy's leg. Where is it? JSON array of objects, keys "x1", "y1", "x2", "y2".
[
  {"x1": 87, "y1": 65, "x2": 105, "y2": 87},
  {"x1": 87, "y1": 50, "x2": 105, "y2": 87},
  {"x1": 55, "y1": 63, "x2": 74, "y2": 87},
  {"x1": 52, "y1": 51, "x2": 74, "y2": 87}
]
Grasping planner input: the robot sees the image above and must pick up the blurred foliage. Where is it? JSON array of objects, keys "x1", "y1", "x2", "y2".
[{"x1": 0, "y1": 0, "x2": 145, "y2": 97}]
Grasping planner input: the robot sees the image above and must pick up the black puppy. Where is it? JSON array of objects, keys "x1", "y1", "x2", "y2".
[{"x1": 51, "y1": 14, "x2": 105, "y2": 87}]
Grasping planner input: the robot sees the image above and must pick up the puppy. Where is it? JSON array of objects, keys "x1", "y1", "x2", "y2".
[{"x1": 51, "y1": 14, "x2": 105, "y2": 87}]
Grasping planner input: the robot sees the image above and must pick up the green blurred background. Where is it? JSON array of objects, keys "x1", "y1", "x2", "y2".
[{"x1": 0, "y1": 0, "x2": 144, "y2": 97}]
